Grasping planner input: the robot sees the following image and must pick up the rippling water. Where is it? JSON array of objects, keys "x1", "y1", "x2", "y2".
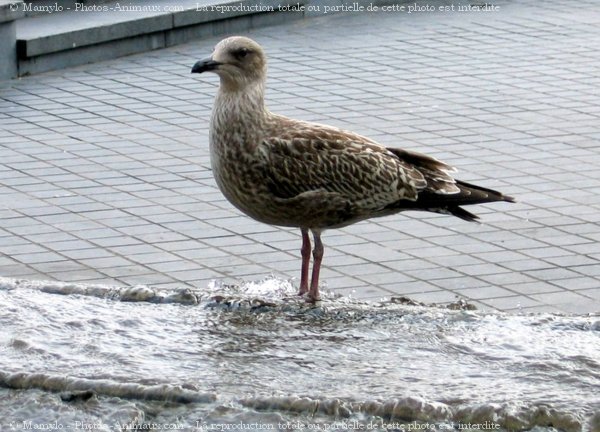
[{"x1": 0, "y1": 277, "x2": 598, "y2": 431}]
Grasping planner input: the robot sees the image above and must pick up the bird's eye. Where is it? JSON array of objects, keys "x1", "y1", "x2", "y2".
[{"x1": 233, "y1": 48, "x2": 251, "y2": 60}]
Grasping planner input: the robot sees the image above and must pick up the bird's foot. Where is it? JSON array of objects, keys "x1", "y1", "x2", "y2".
[
  {"x1": 297, "y1": 290, "x2": 320, "y2": 304},
  {"x1": 306, "y1": 289, "x2": 321, "y2": 304},
  {"x1": 306, "y1": 295, "x2": 321, "y2": 304},
  {"x1": 306, "y1": 285, "x2": 321, "y2": 304}
]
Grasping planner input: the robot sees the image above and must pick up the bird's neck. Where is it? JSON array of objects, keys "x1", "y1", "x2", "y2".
[
  {"x1": 215, "y1": 81, "x2": 266, "y2": 117},
  {"x1": 212, "y1": 81, "x2": 268, "y2": 152}
]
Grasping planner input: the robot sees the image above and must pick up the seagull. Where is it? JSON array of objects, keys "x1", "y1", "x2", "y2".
[{"x1": 191, "y1": 36, "x2": 514, "y2": 302}]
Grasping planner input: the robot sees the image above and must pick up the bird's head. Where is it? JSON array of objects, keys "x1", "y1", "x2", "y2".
[{"x1": 191, "y1": 36, "x2": 267, "y2": 91}]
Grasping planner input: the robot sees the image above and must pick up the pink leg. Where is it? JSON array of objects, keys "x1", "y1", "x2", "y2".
[
  {"x1": 308, "y1": 230, "x2": 323, "y2": 302},
  {"x1": 298, "y1": 228, "x2": 311, "y2": 295}
]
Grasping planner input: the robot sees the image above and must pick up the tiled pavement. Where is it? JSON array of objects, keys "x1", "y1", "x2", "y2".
[{"x1": 2, "y1": 0, "x2": 600, "y2": 314}]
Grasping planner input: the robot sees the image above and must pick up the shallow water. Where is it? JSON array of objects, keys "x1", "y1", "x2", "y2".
[{"x1": 0, "y1": 277, "x2": 598, "y2": 432}]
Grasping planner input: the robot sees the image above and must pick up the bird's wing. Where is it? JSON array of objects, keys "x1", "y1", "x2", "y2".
[{"x1": 258, "y1": 116, "x2": 457, "y2": 211}]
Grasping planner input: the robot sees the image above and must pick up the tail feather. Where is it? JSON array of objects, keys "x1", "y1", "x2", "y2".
[
  {"x1": 385, "y1": 145, "x2": 514, "y2": 222},
  {"x1": 390, "y1": 180, "x2": 515, "y2": 222},
  {"x1": 453, "y1": 180, "x2": 516, "y2": 205},
  {"x1": 456, "y1": 180, "x2": 516, "y2": 204}
]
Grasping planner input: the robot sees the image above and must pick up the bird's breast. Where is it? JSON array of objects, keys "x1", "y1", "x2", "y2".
[{"x1": 209, "y1": 117, "x2": 278, "y2": 225}]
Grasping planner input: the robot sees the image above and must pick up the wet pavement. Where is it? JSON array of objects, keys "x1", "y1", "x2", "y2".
[
  {"x1": 1, "y1": 0, "x2": 600, "y2": 314},
  {"x1": 1, "y1": 278, "x2": 599, "y2": 430}
]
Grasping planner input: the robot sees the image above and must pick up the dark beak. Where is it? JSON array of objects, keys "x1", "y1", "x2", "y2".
[{"x1": 191, "y1": 57, "x2": 221, "y2": 74}]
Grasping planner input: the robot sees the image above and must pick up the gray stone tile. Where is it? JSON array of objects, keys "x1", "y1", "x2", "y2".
[
  {"x1": 478, "y1": 272, "x2": 537, "y2": 286},
  {"x1": 552, "y1": 277, "x2": 600, "y2": 291},
  {"x1": 50, "y1": 268, "x2": 112, "y2": 283},
  {"x1": 453, "y1": 263, "x2": 511, "y2": 277},
  {"x1": 356, "y1": 271, "x2": 413, "y2": 286},
  {"x1": 147, "y1": 259, "x2": 202, "y2": 273},
  {"x1": 479, "y1": 296, "x2": 543, "y2": 312},
  {"x1": 117, "y1": 273, "x2": 178, "y2": 287},
  {"x1": 336, "y1": 262, "x2": 396, "y2": 277},
  {"x1": 457, "y1": 285, "x2": 522, "y2": 301},
  {"x1": 529, "y1": 291, "x2": 598, "y2": 314},
  {"x1": 61, "y1": 248, "x2": 115, "y2": 260},
  {"x1": 525, "y1": 268, "x2": 583, "y2": 282},
  {"x1": 0, "y1": 263, "x2": 38, "y2": 278},
  {"x1": 335, "y1": 285, "x2": 392, "y2": 301},
  {"x1": 505, "y1": 281, "x2": 564, "y2": 296},
  {"x1": 78, "y1": 256, "x2": 135, "y2": 269},
  {"x1": 127, "y1": 252, "x2": 182, "y2": 265},
  {"x1": 44, "y1": 239, "x2": 98, "y2": 252},
  {"x1": 431, "y1": 276, "x2": 488, "y2": 290},
  {"x1": 579, "y1": 288, "x2": 600, "y2": 301},
  {"x1": 409, "y1": 290, "x2": 461, "y2": 305},
  {"x1": 100, "y1": 265, "x2": 154, "y2": 278}
]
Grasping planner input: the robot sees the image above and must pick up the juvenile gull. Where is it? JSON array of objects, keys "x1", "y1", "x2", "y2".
[{"x1": 191, "y1": 36, "x2": 514, "y2": 302}]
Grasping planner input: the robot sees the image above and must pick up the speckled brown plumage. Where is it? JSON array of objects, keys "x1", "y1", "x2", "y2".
[{"x1": 192, "y1": 36, "x2": 515, "y2": 302}]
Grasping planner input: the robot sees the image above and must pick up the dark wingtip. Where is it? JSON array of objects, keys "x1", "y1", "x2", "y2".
[
  {"x1": 504, "y1": 195, "x2": 517, "y2": 203},
  {"x1": 449, "y1": 206, "x2": 480, "y2": 222}
]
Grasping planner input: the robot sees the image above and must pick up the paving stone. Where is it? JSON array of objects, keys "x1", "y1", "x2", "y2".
[
  {"x1": 50, "y1": 268, "x2": 112, "y2": 282},
  {"x1": 167, "y1": 267, "x2": 229, "y2": 282},
  {"x1": 409, "y1": 290, "x2": 462, "y2": 305},
  {"x1": 525, "y1": 268, "x2": 583, "y2": 282},
  {"x1": 431, "y1": 276, "x2": 488, "y2": 291},
  {"x1": 479, "y1": 296, "x2": 543, "y2": 312},
  {"x1": 380, "y1": 280, "x2": 440, "y2": 296},
  {"x1": 457, "y1": 285, "x2": 522, "y2": 301},
  {"x1": 356, "y1": 271, "x2": 414, "y2": 286},
  {"x1": 579, "y1": 288, "x2": 600, "y2": 301},
  {"x1": 117, "y1": 273, "x2": 178, "y2": 287},
  {"x1": 453, "y1": 263, "x2": 511, "y2": 277},
  {"x1": 529, "y1": 291, "x2": 598, "y2": 314},
  {"x1": 552, "y1": 277, "x2": 600, "y2": 291},
  {"x1": 78, "y1": 256, "x2": 135, "y2": 269},
  {"x1": 478, "y1": 272, "x2": 538, "y2": 286},
  {"x1": 147, "y1": 259, "x2": 202, "y2": 273},
  {"x1": 336, "y1": 284, "x2": 393, "y2": 301},
  {"x1": 100, "y1": 265, "x2": 155, "y2": 279},
  {"x1": 380, "y1": 258, "x2": 439, "y2": 273},
  {"x1": 126, "y1": 251, "x2": 182, "y2": 265}
]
